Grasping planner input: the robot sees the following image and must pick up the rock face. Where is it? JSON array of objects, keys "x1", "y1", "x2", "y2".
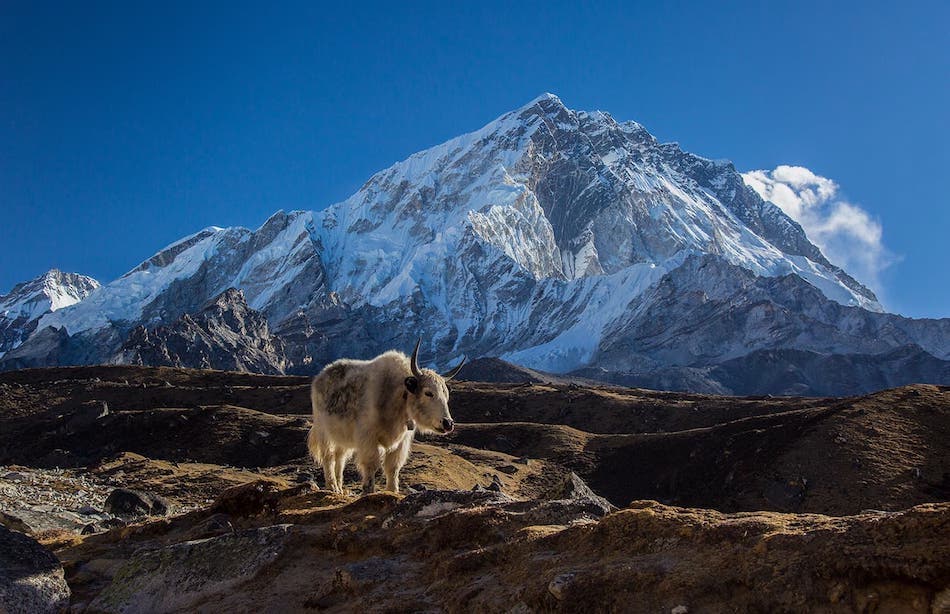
[
  {"x1": 89, "y1": 524, "x2": 294, "y2": 614},
  {"x1": 2, "y1": 96, "x2": 949, "y2": 395},
  {"x1": 0, "y1": 525, "x2": 71, "y2": 613},
  {"x1": 113, "y1": 288, "x2": 288, "y2": 374},
  {"x1": 0, "y1": 269, "x2": 99, "y2": 358}
]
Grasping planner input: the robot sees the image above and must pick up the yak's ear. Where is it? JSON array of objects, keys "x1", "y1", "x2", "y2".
[{"x1": 404, "y1": 376, "x2": 419, "y2": 394}]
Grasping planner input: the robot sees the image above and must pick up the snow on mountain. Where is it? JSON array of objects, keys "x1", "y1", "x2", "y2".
[
  {"x1": 315, "y1": 93, "x2": 878, "y2": 311},
  {"x1": 3, "y1": 94, "x2": 946, "y2": 394},
  {"x1": 0, "y1": 269, "x2": 100, "y2": 356},
  {"x1": 38, "y1": 211, "x2": 323, "y2": 337}
]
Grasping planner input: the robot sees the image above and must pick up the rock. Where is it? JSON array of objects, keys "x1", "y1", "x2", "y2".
[
  {"x1": 80, "y1": 517, "x2": 126, "y2": 535},
  {"x1": 548, "y1": 572, "x2": 576, "y2": 600},
  {"x1": 0, "y1": 508, "x2": 89, "y2": 534},
  {"x1": 502, "y1": 498, "x2": 609, "y2": 525},
  {"x1": 388, "y1": 489, "x2": 512, "y2": 522},
  {"x1": 63, "y1": 400, "x2": 110, "y2": 434},
  {"x1": 35, "y1": 448, "x2": 77, "y2": 468},
  {"x1": 90, "y1": 524, "x2": 293, "y2": 613},
  {"x1": 103, "y1": 488, "x2": 172, "y2": 518},
  {"x1": 0, "y1": 525, "x2": 70, "y2": 613},
  {"x1": 671, "y1": 606, "x2": 689, "y2": 614},
  {"x1": 182, "y1": 513, "x2": 234, "y2": 541},
  {"x1": 209, "y1": 480, "x2": 285, "y2": 518},
  {"x1": 0, "y1": 511, "x2": 34, "y2": 534},
  {"x1": 542, "y1": 472, "x2": 616, "y2": 516},
  {"x1": 496, "y1": 464, "x2": 518, "y2": 474},
  {"x1": 336, "y1": 556, "x2": 403, "y2": 591}
]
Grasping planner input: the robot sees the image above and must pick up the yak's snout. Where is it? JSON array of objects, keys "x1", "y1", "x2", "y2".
[{"x1": 440, "y1": 417, "x2": 455, "y2": 433}]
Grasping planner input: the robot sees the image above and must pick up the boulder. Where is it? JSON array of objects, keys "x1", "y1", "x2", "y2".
[
  {"x1": 89, "y1": 524, "x2": 294, "y2": 613},
  {"x1": 0, "y1": 525, "x2": 70, "y2": 613},
  {"x1": 542, "y1": 471, "x2": 616, "y2": 516},
  {"x1": 103, "y1": 488, "x2": 172, "y2": 518}
]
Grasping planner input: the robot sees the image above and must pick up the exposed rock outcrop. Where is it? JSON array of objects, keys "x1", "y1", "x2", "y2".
[{"x1": 113, "y1": 288, "x2": 288, "y2": 374}]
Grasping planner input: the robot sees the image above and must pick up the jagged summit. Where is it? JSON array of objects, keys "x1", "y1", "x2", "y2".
[
  {"x1": 0, "y1": 269, "x2": 100, "y2": 356},
  {"x1": 2, "y1": 96, "x2": 945, "y2": 393},
  {"x1": 0, "y1": 269, "x2": 99, "y2": 318}
]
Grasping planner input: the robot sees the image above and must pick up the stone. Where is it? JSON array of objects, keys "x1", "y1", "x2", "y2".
[
  {"x1": 104, "y1": 488, "x2": 172, "y2": 518},
  {"x1": 488, "y1": 475, "x2": 503, "y2": 492},
  {"x1": 541, "y1": 472, "x2": 616, "y2": 516},
  {"x1": 63, "y1": 400, "x2": 110, "y2": 434},
  {"x1": 389, "y1": 489, "x2": 512, "y2": 522},
  {"x1": 209, "y1": 480, "x2": 285, "y2": 518},
  {"x1": 90, "y1": 524, "x2": 293, "y2": 613},
  {"x1": 0, "y1": 525, "x2": 70, "y2": 613},
  {"x1": 548, "y1": 572, "x2": 576, "y2": 600},
  {"x1": 0, "y1": 511, "x2": 34, "y2": 534}
]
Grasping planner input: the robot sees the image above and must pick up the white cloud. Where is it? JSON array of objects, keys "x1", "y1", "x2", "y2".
[{"x1": 741, "y1": 165, "x2": 894, "y2": 294}]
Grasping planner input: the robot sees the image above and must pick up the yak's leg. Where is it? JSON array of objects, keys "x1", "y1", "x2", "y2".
[
  {"x1": 356, "y1": 446, "x2": 382, "y2": 495},
  {"x1": 333, "y1": 449, "x2": 351, "y2": 494},
  {"x1": 321, "y1": 448, "x2": 338, "y2": 493},
  {"x1": 308, "y1": 426, "x2": 337, "y2": 493},
  {"x1": 383, "y1": 435, "x2": 413, "y2": 493}
]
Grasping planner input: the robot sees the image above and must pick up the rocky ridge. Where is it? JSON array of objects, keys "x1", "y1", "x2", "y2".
[{"x1": 113, "y1": 288, "x2": 289, "y2": 374}]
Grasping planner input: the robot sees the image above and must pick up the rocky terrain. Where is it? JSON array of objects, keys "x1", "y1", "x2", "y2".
[{"x1": 1, "y1": 365, "x2": 949, "y2": 612}]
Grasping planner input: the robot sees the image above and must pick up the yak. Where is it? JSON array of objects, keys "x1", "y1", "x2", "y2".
[{"x1": 307, "y1": 339, "x2": 465, "y2": 494}]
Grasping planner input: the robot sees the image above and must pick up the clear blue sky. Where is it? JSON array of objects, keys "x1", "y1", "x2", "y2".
[{"x1": 2, "y1": 1, "x2": 947, "y2": 317}]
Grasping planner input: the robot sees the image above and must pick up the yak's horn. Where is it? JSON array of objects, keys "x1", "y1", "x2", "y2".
[
  {"x1": 441, "y1": 357, "x2": 466, "y2": 381},
  {"x1": 410, "y1": 338, "x2": 423, "y2": 377}
]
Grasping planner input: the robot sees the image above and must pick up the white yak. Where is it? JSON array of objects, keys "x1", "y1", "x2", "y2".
[{"x1": 307, "y1": 339, "x2": 465, "y2": 494}]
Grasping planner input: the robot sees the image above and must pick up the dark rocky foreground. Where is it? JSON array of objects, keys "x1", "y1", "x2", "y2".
[{"x1": 1, "y1": 366, "x2": 949, "y2": 612}]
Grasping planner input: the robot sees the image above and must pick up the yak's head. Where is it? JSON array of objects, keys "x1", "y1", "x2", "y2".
[{"x1": 403, "y1": 339, "x2": 465, "y2": 434}]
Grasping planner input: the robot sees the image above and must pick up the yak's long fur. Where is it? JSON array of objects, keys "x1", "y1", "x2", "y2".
[{"x1": 307, "y1": 347, "x2": 461, "y2": 494}]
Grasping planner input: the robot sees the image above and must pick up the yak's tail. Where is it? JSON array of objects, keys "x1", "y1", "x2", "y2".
[{"x1": 307, "y1": 422, "x2": 324, "y2": 465}]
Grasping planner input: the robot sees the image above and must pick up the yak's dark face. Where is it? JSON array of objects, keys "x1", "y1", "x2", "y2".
[{"x1": 404, "y1": 369, "x2": 454, "y2": 434}]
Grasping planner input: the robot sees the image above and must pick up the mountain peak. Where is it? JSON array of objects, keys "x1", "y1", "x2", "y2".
[
  {"x1": 522, "y1": 92, "x2": 565, "y2": 109},
  {"x1": 0, "y1": 268, "x2": 100, "y2": 355},
  {"x1": 1, "y1": 269, "x2": 100, "y2": 311}
]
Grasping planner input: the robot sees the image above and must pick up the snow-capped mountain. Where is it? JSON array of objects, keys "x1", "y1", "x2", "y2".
[
  {"x1": 2, "y1": 94, "x2": 948, "y2": 394},
  {"x1": 0, "y1": 269, "x2": 100, "y2": 357}
]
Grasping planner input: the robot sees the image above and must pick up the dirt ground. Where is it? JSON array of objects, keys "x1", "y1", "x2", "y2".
[
  {"x1": 1, "y1": 365, "x2": 949, "y2": 612},
  {"x1": 2, "y1": 366, "x2": 947, "y2": 515}
]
